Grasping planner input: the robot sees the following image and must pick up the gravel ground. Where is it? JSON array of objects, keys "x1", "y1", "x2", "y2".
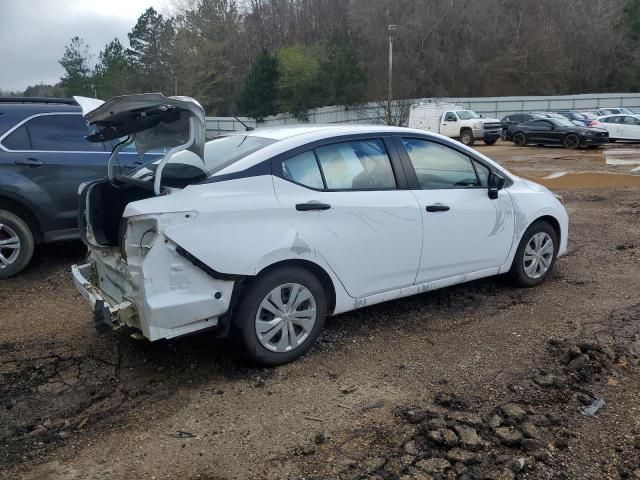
[{"x1": 1, "y1": 143, "x2": 639, "y2": 480}]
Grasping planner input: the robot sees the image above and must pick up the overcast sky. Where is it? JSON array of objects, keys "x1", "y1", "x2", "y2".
[{"x1": 0, "y1": 0, "x2": 170, "y2": 91}]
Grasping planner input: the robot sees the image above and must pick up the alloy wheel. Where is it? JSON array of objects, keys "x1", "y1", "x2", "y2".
[
  {"x1": 564, "y1": 134, "x2": 579, "y2": 149},
  {"x1": 0, "y1": 224, "x2": 21, "y2": 269},
  {"x1": 255, "y1": 283, "x2": 317, "y2": 353},
  {"x1": 514, "y1": 133, "x2": 526, "y2": 146},
  {"x1": 523, "y1": 232, "x2": 554, "y2": 279}
]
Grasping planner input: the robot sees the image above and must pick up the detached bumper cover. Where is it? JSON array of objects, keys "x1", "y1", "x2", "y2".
[{"x1": 71, "y1": 262, "x2": 134, "y2": 334}]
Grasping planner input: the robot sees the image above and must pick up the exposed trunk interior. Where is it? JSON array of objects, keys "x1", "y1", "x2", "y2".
[{"x1": 85, "y1": 179, "x2": 155, "y2": 247}]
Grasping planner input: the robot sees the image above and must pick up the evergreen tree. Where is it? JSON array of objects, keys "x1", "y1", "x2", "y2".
[
  {"x1": 94, "y1": 38, "x2": 133, "y2": 98},
  {"x1": 127, "y1": 7, "x2": 175, "y2": 93},
  {"x1": 237, "y1": 51, "x2": 279, "y2": 120},
  {"x1": 59, "y1": 36, "x2": 93, "y2": 96},
  {"x1": 317, "y1": 35, "x2": 367, "y2": 106}
]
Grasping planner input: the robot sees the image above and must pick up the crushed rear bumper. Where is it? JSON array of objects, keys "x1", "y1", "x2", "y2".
[{"x1": 71, "y1": 262, "x2": 135, "y2": 334}]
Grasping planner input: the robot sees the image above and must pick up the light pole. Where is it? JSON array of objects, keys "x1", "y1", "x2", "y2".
[{"x1": 387, "y1": 24, "x2": 398, "y2": 125}]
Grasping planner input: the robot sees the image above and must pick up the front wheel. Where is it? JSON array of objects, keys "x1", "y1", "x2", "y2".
[
  {"x1": 484, "y1": 136, "x2": 498, "y2": 146},
  {"x1": 563, "y1": 134, "x2": 580, "y2": 149},
  {"x1": 460, "y1": 129, "x2": 475, "y2": 146},
  {"x1": 510, "y1": 221, "x2": 558, "y2": 287},
  {"x1": 234, "y1": 266, "x2": 327, "y2": 366},
  {"x1": 0, "y1": 209, "x2": 35, "y2": 279}
]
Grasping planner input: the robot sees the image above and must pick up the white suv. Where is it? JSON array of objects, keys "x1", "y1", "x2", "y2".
[{"x1": 72, "y1": 94, "x2": 568, "y2": 365}]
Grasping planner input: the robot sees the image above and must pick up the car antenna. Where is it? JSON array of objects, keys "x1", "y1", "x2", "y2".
[{"x1": 232, "y1": 115, "x2": 254, "y2": 131}]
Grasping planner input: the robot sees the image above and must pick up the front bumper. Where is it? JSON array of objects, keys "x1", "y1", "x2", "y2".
[
  {"x1": 580, "y1": 135, "x2": 608, "y2": 146},
  {"x1": 473, "y1": 129, "x2": 501, "y2": 140}
]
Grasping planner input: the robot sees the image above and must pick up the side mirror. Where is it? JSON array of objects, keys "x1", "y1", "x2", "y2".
[{"x1": 488, "y1": 172, "x2": 506, "y2": 200}]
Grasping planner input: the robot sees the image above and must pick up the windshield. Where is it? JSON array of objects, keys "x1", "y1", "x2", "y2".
[
  {"x1": 551, "y1": 118, "x2": 577, "y2": 128},
  {"x1": 456, "y1": 110, "x2": 481, "y2": 120}
]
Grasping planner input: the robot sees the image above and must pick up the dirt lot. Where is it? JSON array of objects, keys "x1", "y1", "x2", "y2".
[{"x1": 1, "y1": 143, "x2": 640, "y2": 480}]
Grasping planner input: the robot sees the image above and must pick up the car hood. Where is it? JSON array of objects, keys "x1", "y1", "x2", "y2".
[{"x1": 74, "y1": 93, "x2": 206, "y2": 160}]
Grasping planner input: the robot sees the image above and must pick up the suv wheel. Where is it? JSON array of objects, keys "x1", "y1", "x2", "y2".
[
  {"x1": 0, "y1": 209, "x2": 35, "y2": 279},
  {"x1": 234, "y1": 266, "x2": 327, "y2": 366}
]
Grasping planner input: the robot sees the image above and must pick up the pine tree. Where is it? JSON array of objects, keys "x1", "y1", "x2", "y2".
[{"x1": 237, "y1": 51, "x2": 279, "y2": 120}]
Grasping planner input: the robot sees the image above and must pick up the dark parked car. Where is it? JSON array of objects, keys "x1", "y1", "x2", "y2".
[
  {"x1": 0, "y1": 97, "x2": 159, "y2": 278},
  {"x1": 500, "y1": 112, "x2": 563, "y2": 140},
  {"x1": 556, "y1": 110, "x2": 600, "y2": 127},
  {"x1": 509, "y1": 117, "x2": 609, "y2": 149}
]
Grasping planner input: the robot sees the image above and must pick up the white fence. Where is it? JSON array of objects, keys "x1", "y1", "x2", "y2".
[{"x1": 205, "y1": 92, "x2": 640, "y2": 137}]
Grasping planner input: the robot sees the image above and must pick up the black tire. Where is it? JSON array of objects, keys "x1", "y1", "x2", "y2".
[
  {"x1": 233, "y1": 266, "x2": 327, "y2": 366},
  {"x1": 483, "y1": 136, "x2": 498, "y2": 146},
  {"x1": 509, "y1": 221, "x2": 559, "y2": 288},
  {"x1": 513, "y1": 132, "x2": 527, "y2": 146},
  {"x1": 609, "y1": 138, "x2": 616, "y2": 143},
  {"x1": 460, "y1": 129, "x2": 475, "y2": 146},
  {"x1": 563, "y1": 133, "x2": 580, "y2": 149},
  {"x1": 0, "y1": 209, "x2": 35, "y2": 279}
]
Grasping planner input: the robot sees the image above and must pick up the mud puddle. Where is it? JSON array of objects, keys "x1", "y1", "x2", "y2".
[
  {"x1": 516, "y1": 171, "x2": 640, "y2": 189},
  {"x1": 605, "y1": 148, "x2": 640, "y2": 166}
]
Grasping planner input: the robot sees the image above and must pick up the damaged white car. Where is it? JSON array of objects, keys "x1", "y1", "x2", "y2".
[{"x1": 71, "y1": 93, "x2": 568, "y2": 365}]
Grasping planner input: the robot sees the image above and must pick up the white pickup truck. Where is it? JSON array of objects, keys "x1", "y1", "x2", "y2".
[{"x1": 408, "y1": 103, "x2": 502, "y2": 146}]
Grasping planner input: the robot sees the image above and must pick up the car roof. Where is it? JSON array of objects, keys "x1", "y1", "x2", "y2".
[
  {"x1": 233, "y1": 124, "x2": 425, "y2": 141},
  {"x1": 211, "y1": 124, "x2": 511, "y2": 179},
  {"x1": 0, "y1": 103, "x2": 81, "y2": 114}
]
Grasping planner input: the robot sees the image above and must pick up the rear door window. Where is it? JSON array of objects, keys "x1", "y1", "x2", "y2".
[
  {"x1": 315, "y1": 139, "x2": 396, "y2": 190},
  {"x1": 27, "y1": 114, "x2": 105, "y2": 152}
]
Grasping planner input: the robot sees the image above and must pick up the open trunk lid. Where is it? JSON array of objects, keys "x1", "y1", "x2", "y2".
[{"x1": 75, "y1": 93, "x2": 207, "y2": 194}]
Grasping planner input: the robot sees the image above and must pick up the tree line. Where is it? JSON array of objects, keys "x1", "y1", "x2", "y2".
[{"x1": 7, "y1": 0, "x2": 640, "y2": 120}]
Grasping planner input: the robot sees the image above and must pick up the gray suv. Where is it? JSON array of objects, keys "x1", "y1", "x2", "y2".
[{"x1": 0, "y1": 97, "x2": 156, "y2": 278}]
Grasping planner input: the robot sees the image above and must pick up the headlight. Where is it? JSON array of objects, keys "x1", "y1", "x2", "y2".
[{"x1": 473, "y1": 122, "x2": 483, "y2": 129}]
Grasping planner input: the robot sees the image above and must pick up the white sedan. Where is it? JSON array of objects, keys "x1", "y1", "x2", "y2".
[
  {"x1": 71, "y1": 94, "x2": 569, "y2": 365},
  {"x1": 597, "y1": 114, "x2": 640, "y2": 142}
]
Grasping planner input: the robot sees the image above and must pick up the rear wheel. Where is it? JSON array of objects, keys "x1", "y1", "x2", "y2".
[
  {"x1": 234, "y1": 266, "x2": 327, "y2": 366},
  {"x1": 510, "y1": 221, "x2": 558, "y2": 287},
  {"x1": 0, "y1": 209, "x2": 35, "y2": 279},
  {"x1": 563, "y1": 134, "x2": 580, "y2": 149},
  {"x1": 513, "y1": 132, "x2": 527, "y2": 146},
  {"x1": 460, "y1": 129, "x2": 475, "y2": 146}
]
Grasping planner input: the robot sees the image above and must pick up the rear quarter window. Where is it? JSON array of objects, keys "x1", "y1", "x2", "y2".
[{"x1": 1, "y1": 124, "x2": 31, "y2": 150}]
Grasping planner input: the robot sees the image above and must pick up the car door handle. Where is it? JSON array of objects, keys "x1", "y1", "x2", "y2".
[
  {"x1": 426, "y1": 204, "x2": 450, "y2": 212},
  {"x1": 15, "y1": 158, "x2": 44, "y2": 167},
  {"x1": 296, "y1": 202, "x2": 331, "y2": 211}
]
